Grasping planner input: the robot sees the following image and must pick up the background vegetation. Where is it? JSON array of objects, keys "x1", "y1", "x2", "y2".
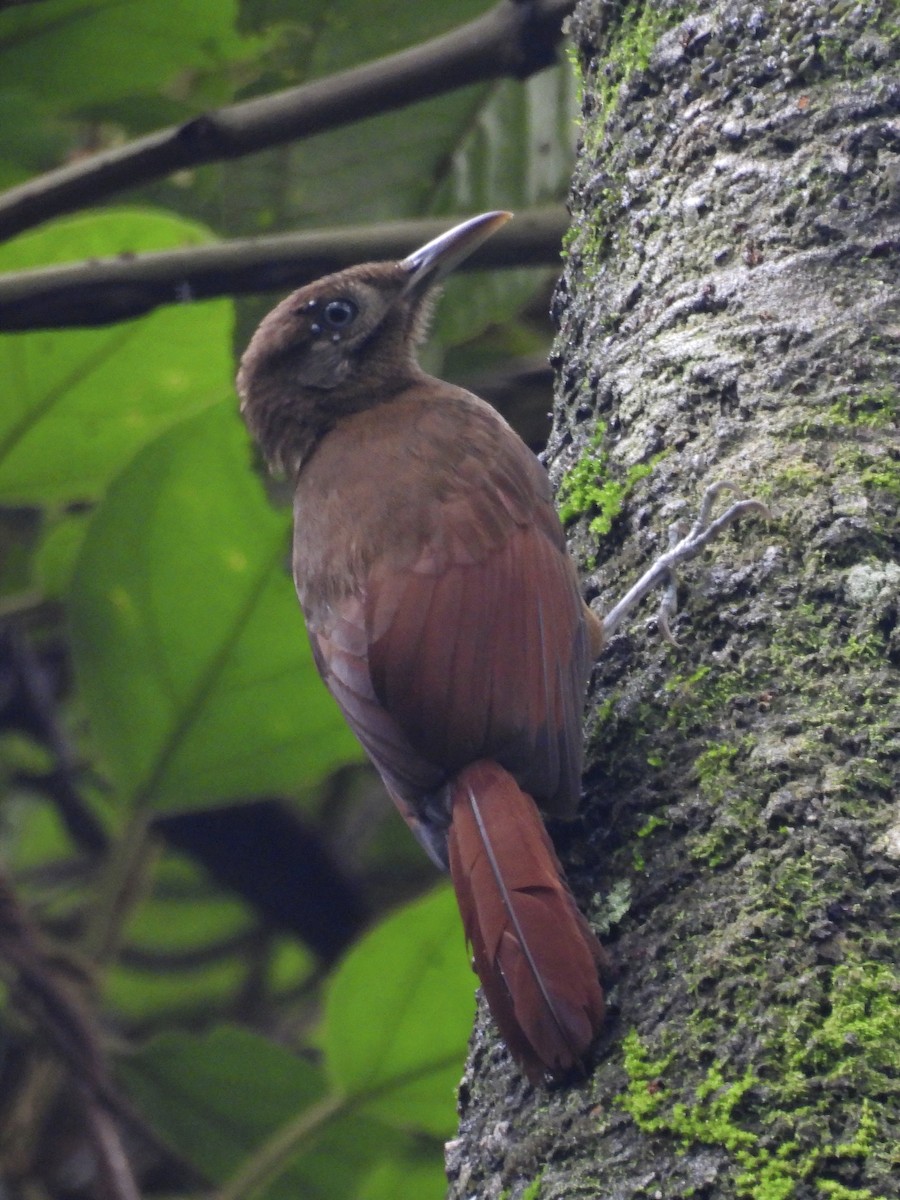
[{"x1": 0, "y1": 2, "x2": 576, "y2": 1196}]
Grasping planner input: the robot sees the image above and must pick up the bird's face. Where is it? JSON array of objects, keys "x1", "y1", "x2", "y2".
[
  {"x1": 238, "y1": 264, "x2": 412, "y2": 396},
  {"x1": 237, "y1": 211, "x2": 511, "y2": 473}
]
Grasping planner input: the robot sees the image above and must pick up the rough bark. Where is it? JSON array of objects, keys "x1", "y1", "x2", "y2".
[{"x1": 447, "y1": 2, "x2": 899, "y2": 1198}]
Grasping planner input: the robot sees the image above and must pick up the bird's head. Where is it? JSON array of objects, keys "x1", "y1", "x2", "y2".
[{"x1": 237, "y1": 210, "x2": 511, "y2": 475}]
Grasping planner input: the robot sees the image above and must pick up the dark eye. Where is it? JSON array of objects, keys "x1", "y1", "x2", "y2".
[{"x1": 323, "y1": 298, "x2": 358, "y2": 328}]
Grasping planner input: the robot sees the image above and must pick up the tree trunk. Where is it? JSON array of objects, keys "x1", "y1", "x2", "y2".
[{"x1": 446, "y1": 2, "x2": 899, "y2": 1197}]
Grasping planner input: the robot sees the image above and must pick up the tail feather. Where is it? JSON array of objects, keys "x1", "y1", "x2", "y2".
[{"x1": 447, "y1": 760, "x2": 606, "y2": 1083}]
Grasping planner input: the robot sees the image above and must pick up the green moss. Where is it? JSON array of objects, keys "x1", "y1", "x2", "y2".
[
  {"x1": 592, "y1": 694, "x2": 618, "y2": 729},
  {"x1": 520, "y1": 1172, "x2": 544, "y2": 1200},
  {"x1": 664, "y1": 587, "x2": 892, "y2": 760},
  {"x1": 685, "y1": 740, "x2": 758, "y2": 865},
  {"x1": 842, "y1": 631, "x2": 887, "y2": 662},
  {"x1": 587, "y1": 2, "x2": 686, "y2": 146},
  {"x1": 560, "y1": 221, "x2": 579, "y2": 262},
  {"x1": 817, "y1": 0, "x2": 900, "y2": 80},
  {"x1": 694, "y1": 741, "x2": 742, "y2": 789},
  {"x1": 785, "y1": 962, "x2": 898, "y2": 1084},
  {"x1": 637, "y1": 813, "x2": 667, "y2": 838},
  {"x1": 659, "y1": 571, "x2": 894, "y2": 868},
  {"x1": 771, "y1": 461, "x2": 822, "y2": 496},
  {"x1": 784, "y1": 386, "x2": 897, "y2": 441},
  {"x1": 500, "y1": 1173, "x2": 545, "y2": 1200},
  {"x1": 565, "y1": 42, "x2": 585, "y2": 106},
  {"x1": 816, "y1": 1184, "x2": 879, "y2": 1200},
  {"x1": 666, "y1": 664, "x2": 746, "y2": 736},
  {"x1": 618, "y1": 958, "x2": 899, "y2": 1199},
  {"x1": 558, "y1": 423, "x2": 659, "y2": 537},
  {"x1": 572, "y1": 2, "x2": 687, "y2": 268},
  {"x1": 619, "y1": 1031, "x2": 757, "y2": 1152},
  {"x1": 860, "y1": 461, "x2": 900, "y2": 500},
  {"x1": 826, "y1": 388, "x2": 897, "y2": 431}
]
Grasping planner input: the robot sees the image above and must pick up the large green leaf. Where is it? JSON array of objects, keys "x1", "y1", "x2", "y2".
[
  {"x1": 0, "y1": 0, "x2": 255, "y2": 112},
  {"x1": 323, "y1": 884, "x2": 473, "y2": 1136},
  {"x1": 356, "y1": 1151, "x2": 448, "y2": 1200},
  {"x1": 0, "y1": 210, "x2": 233, "y2": 504},
  {"x1": 69, "y1": 402, "x2": 361, "y2": 813},
  {"x1": 119, "y1": 1025, "x2": 421, "y2": 1200},
  {"x1": 0, "y1": 86, "x2": 68, "y2": 188},
  {"x1": 303, "y1": 0, "x2": 490, "y2": 78}
]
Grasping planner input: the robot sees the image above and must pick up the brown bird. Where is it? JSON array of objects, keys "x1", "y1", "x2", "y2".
[{"x1": 237, "y1": 211, "x2": 608, "y2": 1083}]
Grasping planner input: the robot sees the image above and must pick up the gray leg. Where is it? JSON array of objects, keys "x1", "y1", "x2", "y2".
[{"x1": 601, "y1": 482, "x2": 770, "y2": 643}]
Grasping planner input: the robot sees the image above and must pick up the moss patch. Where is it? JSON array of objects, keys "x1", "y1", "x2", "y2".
[
  {"x1": 584, "y1": 1, "x2": 686, "y2": 147},
  {"x1": 558, "y1": 422, "x2": 659, "y2": 537},
  {"x1": 619, "y1": 957, "x2": 899, "y2": 1198}
]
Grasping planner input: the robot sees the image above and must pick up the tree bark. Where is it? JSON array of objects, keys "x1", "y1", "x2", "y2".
[{"x1": 447, "y1": 2, "x2": 899, "y2": 1197}]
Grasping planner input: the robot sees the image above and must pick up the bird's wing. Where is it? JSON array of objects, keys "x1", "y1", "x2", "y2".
[
  {"x1": 297, "y1": 392, "x2": 590, "y2": 821},
  {"x1": 365, "y1": 517, "x2": 589, "y2": 815}
]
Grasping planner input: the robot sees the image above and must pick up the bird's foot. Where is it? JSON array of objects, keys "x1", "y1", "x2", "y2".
[{"x1": 601, "y1": 481, "x2": 770, "y2": 644}]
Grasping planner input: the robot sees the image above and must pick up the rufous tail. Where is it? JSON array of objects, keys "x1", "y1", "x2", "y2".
[{"x1": 447, "y1": 760, "x2": 606, "y2": 1083}]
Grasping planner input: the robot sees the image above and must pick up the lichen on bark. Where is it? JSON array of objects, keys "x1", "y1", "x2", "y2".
[{"x1": 447, "y1": 2, "x2": 899, "y2": 1198}]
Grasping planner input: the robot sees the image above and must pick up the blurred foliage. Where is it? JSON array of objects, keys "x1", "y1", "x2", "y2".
[{"x1": 0, "y1": 1, "x2": 575, "y2": 1196}]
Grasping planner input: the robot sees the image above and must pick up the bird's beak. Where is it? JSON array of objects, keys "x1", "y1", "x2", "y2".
[{"x1": 401, "y1": 210, "x2": 512, "y2": 297}]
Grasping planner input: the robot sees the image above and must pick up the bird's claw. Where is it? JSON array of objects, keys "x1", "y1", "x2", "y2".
[{"x1": 600, "y1": 481, "x2": 771, "y2": 644}]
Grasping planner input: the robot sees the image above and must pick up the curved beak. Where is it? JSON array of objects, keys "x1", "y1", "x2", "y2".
[{"x1": 401, "y1": 210, "x2": 512, "y2": 297}]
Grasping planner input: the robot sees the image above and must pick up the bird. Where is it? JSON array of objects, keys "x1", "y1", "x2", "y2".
[{"x1": 237, "y1": 210, "x2": 609, "y2": 1083}]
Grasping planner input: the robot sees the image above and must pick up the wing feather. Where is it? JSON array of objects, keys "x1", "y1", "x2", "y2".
[{"x1": 295, "y1": 386, "x2": 590, "y2": 822}]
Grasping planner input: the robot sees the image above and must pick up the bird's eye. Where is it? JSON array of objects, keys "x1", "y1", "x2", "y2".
[{"x1": 322, "y1": 298, "x2": 358, "y2": 328}]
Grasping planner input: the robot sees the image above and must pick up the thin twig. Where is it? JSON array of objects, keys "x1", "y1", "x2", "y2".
[
  {"x1": 0, "y1": 0, "x2": 574, "y2": 244},
  {"x1": 82, "y1": 1095, "x2": 144, "y2": 1200},
  {"x1": 0, "y1": 207, "x2": 567, "y2": 331},
  {"x1": 0, "y1": 871, "x2": 142, "y2": 1199},
  {"x1": 4, "y1": 628, "x2": 107, "y2": 852}
]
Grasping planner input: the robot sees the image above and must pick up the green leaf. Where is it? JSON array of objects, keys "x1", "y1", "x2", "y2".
[
  {"x1": 0, "y1": 771, "x2": 71, "y2": 869},
  {"x1": 0, "y1": 86, "x2": 69, "y2": 187},
  {"x1": 323, "y1": 884, "x2": 473, "y2": 1136},
  {"x1": 118, "y1": 1025, "x2": 325, "y2": 1182},
  {"x1": 33, "y1": 510, "x2": 90, "y2": 598},
  {"x1": 303, "y1": 0, "x2": 490, "y2": 79},
  {"x1": 0, "y1": 209, "x2": 233, "y2": 504},
  {"x1": 355, "y1": 1149, "x2": 448, "y2": 1200},
  {"x1": 0, "y1": 0, "x2": 255, "y2": 112},
  {"x1": 106, "y1": 850, "x2": 315, "y2": 1022},
  {"x1": 119, "y1": 1025, "x2": 405, "y2": 1200},
  {"x1": 69, "y1": 402, "x2": 361, "y2": 813}
]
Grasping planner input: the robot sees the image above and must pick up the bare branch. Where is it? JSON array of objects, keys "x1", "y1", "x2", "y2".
[
  {"x1": 0, "y1": 0, "x2": 575, "y2": 244},
  {"x1": 0, "y1": 207, "x2": 568, "y2": 330}
]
